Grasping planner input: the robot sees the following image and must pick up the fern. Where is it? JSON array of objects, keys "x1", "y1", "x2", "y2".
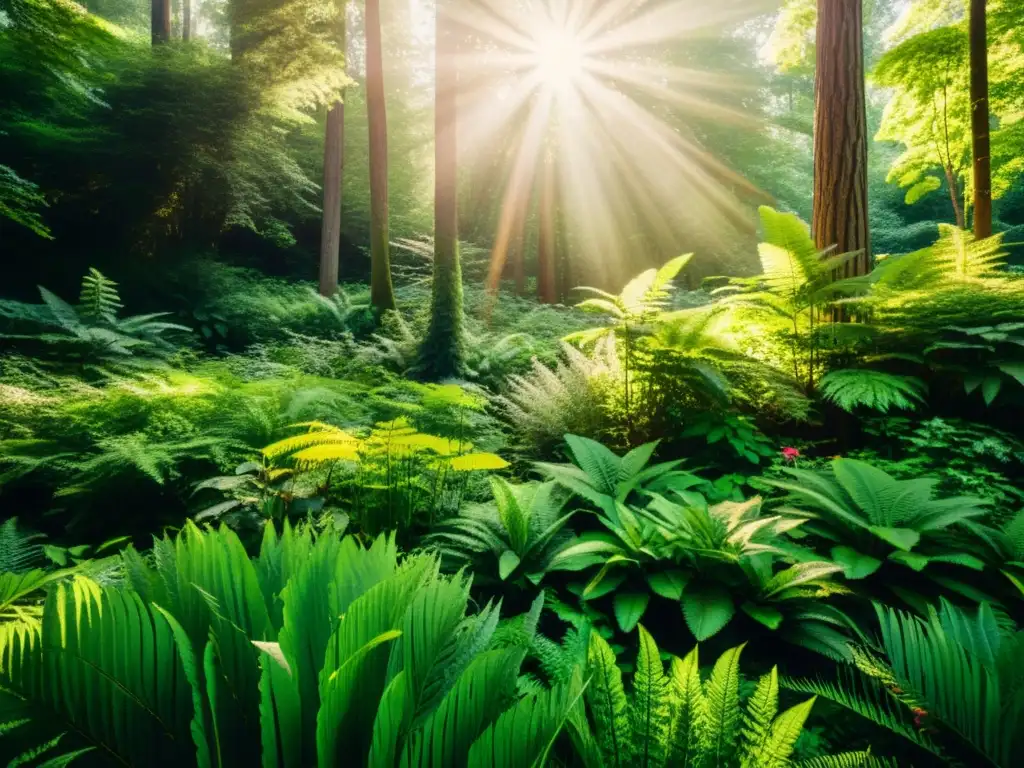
[
  {"x1": 0, "y1": 520, "x2": 44, "y2": 573},
  {"x1": 574, "y1": 631, "x2": 880, "y2": 768},
  {"x1": 78, "y1": 268, "x2": 122, "y2": 323},
  {"x1": 818, "y1": 370, "x2": 926, "y2": 413}
]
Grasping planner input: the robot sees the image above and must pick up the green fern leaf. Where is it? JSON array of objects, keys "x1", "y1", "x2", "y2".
[
  {"x1": 586, "y1": 630, "x2": 631, "y2": 767},
  {"x1": 702, "y1": 644, "x2": 746, "y2": 765},
  {"x1": 630, "y1": 625, "x2": 670, "y2": 768},
  {"x1": 818, "y1": 370, "x2": 926, "y2": 414}
]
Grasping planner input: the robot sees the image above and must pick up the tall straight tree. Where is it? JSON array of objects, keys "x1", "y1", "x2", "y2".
[
  {"x1": 319, "y1": 3, "x2": 347, "y2": 297},
  {"x1": 537, "y1": 151, "x2": 557, "y2": 304},
  {"x1": 365, "y1": 0, "x2": 396, "y2": 311},
  {"x1": 419, "y1": 0, "x2": 465, "y2": 377},
  {"x1": 970, "y1": 0, "x2": 992, "y2": 238},
  {"x1": 151, "y1": 0, "x2": 170, "y2": 44},
  {"x1": 182, "y1": 0, "x2": 191, "y2": 40},
  {"x1": 812, "y1": 0, "x2": 870, "y2": 276}
]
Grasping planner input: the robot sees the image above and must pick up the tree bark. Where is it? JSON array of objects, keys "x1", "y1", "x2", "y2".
[
  {"x1": 537, "y1": 153, "x2": 557, "y2": 304},
  {"x1": 366, "y1": 0, "x2": 396, "y2": 312},
  {"x1": 319, "y1": 104, "x2": 345, "y2": 296},
  {"x1": 945, "y1": 165, "x2": 966, "y2": 229},
  {"x1": 812, "y1": 0, "x2": 871, "y2": 277},
  {"x1": 419, "y1": 0, "x2": 465, "y2": 378},
  {"x1": 319, "y1": 8, "x2": 347, "y2": 297},
  {"x1": 182, "y1": 0, "x2": 191, "y2": 41},
  {"x1": 970, "y1": 0, "x2": 992, "y2": 238},
  {"x1": 151, "y1": 0, "x2": 170, "y2": 44}
]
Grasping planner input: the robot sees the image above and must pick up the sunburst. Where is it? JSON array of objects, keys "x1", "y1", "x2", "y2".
[{"x1": 448, "y1": 0, "x2": 772, "y2": 293}]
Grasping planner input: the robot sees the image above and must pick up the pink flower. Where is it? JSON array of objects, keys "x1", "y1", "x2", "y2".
[{"x1": 781, "y1": 447, "x2": 801, "y2": 462}]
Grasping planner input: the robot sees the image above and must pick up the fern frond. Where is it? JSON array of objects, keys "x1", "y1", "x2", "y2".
[
  {"x1": 630, "y1": 625, "x2": 670, "y2": 767},
  {"x1": 702, "y1": 643, "x2": 746, "y2": 764},
  {"x1": 796, "y1": 751, "x2": 900, "y2": 768},
  {"x1": 585, "y1": 629, "x2": 630, "y2": 767},
  {"x1": 818, "y1": 370, "x2": 926, "y2": 413},
  {"x1": 740, "y1": 666, "x2": 779, "y2": 760}
]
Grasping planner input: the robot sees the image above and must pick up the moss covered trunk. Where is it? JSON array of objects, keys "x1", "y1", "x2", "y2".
[{"x1": 420, "y1": 0, "x2": 465, "y2": 378}]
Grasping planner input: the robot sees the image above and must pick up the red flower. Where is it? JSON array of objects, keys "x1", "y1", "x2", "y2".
[
  {"x1": 781, "y1": 447, "x2": 801, "y2": 461},
  {"x1": 912, "y1": 707, "x2": 928, "y2": 727}
]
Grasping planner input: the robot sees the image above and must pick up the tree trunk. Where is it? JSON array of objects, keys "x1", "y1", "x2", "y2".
[
  {"x1": 944, "y1": 165, "x2": 966, "y2": 229},
  {"x1": 419, "y1": 0, "x2": 465, "y2": 378},
  {"x1": 182, "y1": 0, "x2": 191, "y2": 41},
  {"x1": 970, "y1": 0, "x2": 992, "y2": 239},
  {"x1": 319, "y1": 7, "x2": 347, "y2": 297},
  {"x1": 151, "y1": 0, "x2": 170, "y2": 44},
  {"x1": 812, "y1": 0, "x2": 870, "y2": 277},
  {"x1": 319, "y1": 104, "x2": 345, "y2": 296},
  {"x1": 366, "y1": 0, "x2": 396, "y2": 312},
  {"x1": 537, "y1": 153, "x2": 557, "y2": 304}
]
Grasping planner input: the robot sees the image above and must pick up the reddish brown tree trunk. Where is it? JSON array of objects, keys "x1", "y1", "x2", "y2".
[
  {"x1": 970, "y1": 0, "x2": 992, "y2": 238},
  {"x1": 151, "y1": 0, "x2": 170, "y2": 44},
  {"x1": 812, "y1": 0, "x2": 870, "y2": 277}
]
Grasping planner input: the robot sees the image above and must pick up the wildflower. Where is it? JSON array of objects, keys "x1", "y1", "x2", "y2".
[
  {"x1": 781, "y1": 447, "x2": 801, "y2": 462},
  {"x1": 912, "y1": 707, "x2": 927, "y2": 727}
]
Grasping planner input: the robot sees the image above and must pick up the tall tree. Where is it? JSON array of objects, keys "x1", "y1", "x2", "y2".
[
  {"x1": 419, "y1": 0, "x2": 465, "y2": 377},
  {"x1": 812, "y1": 0, "x2": 870, "y2": 276},
  {"x1": 182, "y1": 0, "x2": 191, "y2": 41},
  {"x1": 970, "y1": 0, "x2": 992, "y2": 238},
  {"x1": 365, "y1": 0, "x2": 396, "y2": 312},
  {"x1": 319, "y1": 4, "x2": 347, "y2": 297},
  {"x1": 151, "y1": 0, "x2": 170, "y2": 44},
  {"x1": 537, "y1": 151, "x2": 557, "y2": 304}
]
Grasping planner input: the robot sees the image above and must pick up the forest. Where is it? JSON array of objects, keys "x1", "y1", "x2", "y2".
[{"x1": 1, "y1": 0, "x2": 1023, "y2": 765}]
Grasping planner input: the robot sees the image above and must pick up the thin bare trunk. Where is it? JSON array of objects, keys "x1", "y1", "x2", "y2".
[
  {"x1": 970, "y1": 0, "x2": 992, "y2": 238},
  {"x1": 945, "y1": 165, "x2": 966, "y2": 228},
  {"x1": 366, "y1": 0, "x2": 396, "y2": 312},
  {"x1": 183, "y1": 0, "x2": 191, "y2": 41},
  {"x1": 812, "y1": 0, "x2": 870, "y2": 276}
]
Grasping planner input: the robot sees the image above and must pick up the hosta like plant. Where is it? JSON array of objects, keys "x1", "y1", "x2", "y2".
[
  {"x1": 427, "y1": 477, "x2": 576, "y2": 584},
  {"x1": 567, "y1": 626, "x2": 892, "y2": 768},
  {"x1": 542, "y1": 437, "x2": 854, "y2": 655},
  {"x1": 0, "y1": 523, "x2": 582, "y2": 767},
  {"x1": 765, "y1": 458, "x2": 992, "y2": 585}
]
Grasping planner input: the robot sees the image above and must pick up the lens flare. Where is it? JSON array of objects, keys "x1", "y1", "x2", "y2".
[{"x1": 451, "y1": 0, "x2": 773, "y2": 293}]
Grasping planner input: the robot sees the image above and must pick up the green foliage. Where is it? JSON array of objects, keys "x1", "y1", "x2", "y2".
[
  {"x1": 788, "y1": 600, "x2": 1024, "y2": 767},
  {"x1": 0, "y1": 523, "x2": 581, "y2": 766},
  {"x1": 0, "y1": 269, "x2": 191, "y2": 375},
  {"x1": 261, "y1": 415, "x2": 508, "y2": 536},
  {"x1": 681, "y1": 413, "x2": 777, "y2": 466},
  {"x1": 428, "y1": 477, "x2": 576, "y2": 584},
  {"x1": 765, "y1": 457, "x2": 999, "y2": 610},
  {"x1": 569, "y1": 629, "x2": 880, "y2": 767},
  {"x1": 497, "y1": 342, "x2": 622, "y2": 457},
  {"x1": 817, "y1": 370, "x2": 927, "y2": 414},
  {"x1": 0, "y1": 164, "x2": 50, "y2": 238},
  {"x1": 540, "y1": 436, "x2": 854, "y2": 654}
]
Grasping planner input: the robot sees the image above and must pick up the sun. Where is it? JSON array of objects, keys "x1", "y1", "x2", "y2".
[{"x1": 530, "y1": 25, "x2": 588, "y2": 92}]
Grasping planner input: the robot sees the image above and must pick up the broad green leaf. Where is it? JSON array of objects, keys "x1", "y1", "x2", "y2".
[
  {"x1": 682, "y1": 583, "x2": 735, "y2": 641},
  {"x1": 498, "y1": 550, "x2": 521, "y2": 581},
  {"x1": 645, "y1": 570, "x2": 688, "y2": 601},
  {"x1": 742, "y1": 603, "x2": 784, "y2": 630},
  {"x1": 613, "y1": 591, "x2": 650, "y2": 633},
  {"x1": 868, "y1": 526, "x2": 920, "y2": 551},
  {"x1": 830, "y1": 546, "x2": 883, "y2": 580}
]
